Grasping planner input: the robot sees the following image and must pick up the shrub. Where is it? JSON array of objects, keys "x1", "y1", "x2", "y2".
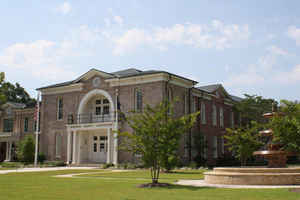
[
  {"x1": 38, "y1": 153, "x2": 46, "y2": 164},
  {"x1": 103, "y1": 163, "x2": 114, "y2": 169},
  {"x1": 17, "y1": 135, "x2": 35, "y2": 164},
  {"x1": 44, "y1": 161, "x2": 66, "y2": 167},
  {"x1": 188, "y1": 161, "x2": 198, "y2": 169},
  {"x1": 1, "y1": 162, "x2": 23, "y2": 168}
]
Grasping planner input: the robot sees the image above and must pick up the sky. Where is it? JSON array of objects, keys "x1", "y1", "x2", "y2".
[{"x1": 0, "y1": 1, "x2": 300, "y2": 101}]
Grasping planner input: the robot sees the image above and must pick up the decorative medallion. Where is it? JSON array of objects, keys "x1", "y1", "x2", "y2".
[{"x1": 92, "y1": 77, "x2": 101, "y2": 87}]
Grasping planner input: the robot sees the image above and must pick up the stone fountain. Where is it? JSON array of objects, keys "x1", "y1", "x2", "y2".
[{"x1": 204, "y1": 109, "x2": 300, "y2": 185}]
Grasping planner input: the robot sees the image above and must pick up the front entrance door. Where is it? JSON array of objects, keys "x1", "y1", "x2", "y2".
[
  {"x1": 90, "y1": 135, "x2": 107, "y2": 163},
  {"x1": 0, "y1": 142, "x2": 6, "y2": 162}
]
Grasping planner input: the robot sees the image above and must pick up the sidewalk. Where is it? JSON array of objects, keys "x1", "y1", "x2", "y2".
[{"x1": 0, "y1": 167, "x2": 98, "y2": 174}]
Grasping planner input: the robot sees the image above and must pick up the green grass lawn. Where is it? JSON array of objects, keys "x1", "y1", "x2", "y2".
[{"x1": 0, "y1": 169, "x2": 299, "y2": 200}]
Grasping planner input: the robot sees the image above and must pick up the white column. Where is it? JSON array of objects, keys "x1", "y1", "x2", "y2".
[
  {"x1": 107, "y1": 128, "x2": 111, "y2": 164},
  {"x1": 67, "y1": 130, "x2": 71, "y2": 164},
  {"x1": 8, "y1": 142, "x2": 12, "y2": 161},
  {"x1": 72, "y1": 131, "x2": 77, "y2": 164},
  {"x1": 77, "y1": 133, "x2": 81, "y2": 164},
  {"x1": 113, "y1": 125, "x2": 118, "y2": 165},
  {"x1": 5, "y1": 142, "x2": 10, "y2": 161}
]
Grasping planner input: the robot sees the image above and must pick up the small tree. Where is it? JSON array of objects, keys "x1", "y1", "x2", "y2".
[
  {"x1": 224, "y1": 121, "x2": 263, "y2": 166},
  {"x1": 17, "y1": 135, "x2": 35, "y2": 164},
  {"x1": 119, "y1": 100, "x2": 199, "y2": 184}
]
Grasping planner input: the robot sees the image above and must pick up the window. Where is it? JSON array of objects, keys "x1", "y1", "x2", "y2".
[
  {"x1": 135, "y1": 89, "x2": 143, "y2": 112},
  {"x1": 220, "y1": 107, "x2": 224, "y2": 127},
  {"x1": 24, "y1": 117, "x2": 29, "y2": 132},
  {"x1": 184, "y1": 94, "x2": 188, "y2": 114},
  {"x1": 95, "y1": 107, "x2": 101, "y2": 115},
  {"x1": 201, "y1": 102, "x2": 206, "y2": 124},
  {"x1": 55, "y1": 133, "x2": 62, "y2": 158},
  {"x1": 213, "y1": 136, "x2": 218, "y2": 158},
  {"x1": 230, "y1": 111, "x2": 235, "y2": 128},
  {"x1": 3, "y1": 119, "x2": 13, "y2": 132},
  {"x1": 103, "y1": 106, "x2": 110, "y2": 115},
  {"x1": 212, "y1": 105, "x2": 217, "y2": 126},
  {"x1": 57, "y1": 98, "x2": 63, "y2": 120},
  {"x1": 191, "y1": 96, "x2": 196, "y2": 113}
]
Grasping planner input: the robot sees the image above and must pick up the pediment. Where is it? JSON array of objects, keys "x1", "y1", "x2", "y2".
[{"x1": 74, "y1": 69, "x2": 115, "y2": 83}]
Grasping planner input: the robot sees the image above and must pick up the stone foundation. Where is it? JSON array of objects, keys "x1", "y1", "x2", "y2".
[{"x1": 204, "y1": 167, "x2": 300, "y2": 185}]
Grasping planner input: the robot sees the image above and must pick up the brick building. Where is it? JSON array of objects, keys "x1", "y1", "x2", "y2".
[
  {"x1": 0, "y1": 68, "x2": 242, "y2": 165},
  {"x1": 0, "y1": 102, "x2": 35, "y2": 162}
]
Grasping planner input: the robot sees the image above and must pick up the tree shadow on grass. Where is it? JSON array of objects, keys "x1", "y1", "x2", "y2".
[{"x1": 138, "y1": 183, "x2": 215, "y2": 191}]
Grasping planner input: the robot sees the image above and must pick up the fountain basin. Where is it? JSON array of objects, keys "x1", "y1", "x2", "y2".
[{"x1": 204, "y1": 167, "x2": 300, "y2": 185}]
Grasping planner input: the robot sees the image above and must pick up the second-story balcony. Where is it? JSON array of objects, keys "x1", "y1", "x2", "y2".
[{"x1": 67, "y1": 113, "x2": 116, "y2": 124}]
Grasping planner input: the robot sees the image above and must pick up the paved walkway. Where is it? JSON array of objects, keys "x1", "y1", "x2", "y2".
[
  {"x1": 0, "y1": 167, "x2": 98, "y2": 174},
  {"x1": 176, "y1": 180, "x2": 300, "y2": 189}
]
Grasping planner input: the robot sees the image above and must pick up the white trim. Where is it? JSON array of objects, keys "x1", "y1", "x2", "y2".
[
  {"x1": 107, "y1": 73, "x2": 195, "y2": 88},
  {"x1": 40, "y1": 83, "x2": 83, "y2": 95},
  {"x1": 74, "y1": 69, "x2": 114, "y2": 82},
  {"x1": 192, "y1": 92, "x2": 212, "y2": 100},
  {"x1": 77, "y1": 89, "x2": 115, "y2": 121},
  {"x1": 67, "y1": 122, "x2": 114, "y2": 131}
]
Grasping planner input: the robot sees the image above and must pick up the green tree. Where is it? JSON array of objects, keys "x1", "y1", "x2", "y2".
[
  {"x1": 224, "y1": 121, "x2": 264, "y2": 166},
  {"x1": 235, "y1": 94, "x2": 277, "y2": 126},
  {"x1": 0, "y1": 72, "x2": 6, "y2": 105},
  {"x1": 17, "y1": 135, "x2": 35, "y2": 164},
  {"x1": 270, "y1": 100, "x2": 300, "y2": 153},
  {"x1": 119, "y1": 100, "x2": 199, "y2": 184}
]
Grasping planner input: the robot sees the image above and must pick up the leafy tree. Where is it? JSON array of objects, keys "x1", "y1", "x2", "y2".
[
  {"x1": 235, "y1": 94, "x2": 277, "y2": 126},
  {"x1": 224, "y1": 121, "x2": 264, "y2": 166},
  {"x1": 119, "y1": 100, "x2": 199, "y2": 184},
  {"x1": 0, "y1": 72, "x2": 36, "y2": 107},
  {"x1": 0, "y1": 72, "x2": 6, "y2": 105},
  {"x1": 17, "y1": 135, "x2": 35, "y2": 164},
  {"x1": 270, "y1": 100, "x2": 300, "y2": 153}
]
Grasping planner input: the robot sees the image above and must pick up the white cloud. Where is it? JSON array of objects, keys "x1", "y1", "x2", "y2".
[
  {"x1": 110, "y1": 20, "x2": 251, "y2": 55},
  {"x1": 113, "y1": 16, "x2": 124, "y2": 26},
  {"x1": 56, "y1": 2, "x2": 71, "y2": 15},
  {"x1": 287, "y1": 26, "x2": 300, "y2": 46},
  {"x1": 224, "y1": 44, "x2": 299, "y2": 89},
  {"x1": 267, "y1": 45, "x2": 289, "y2": 56},
  {"x1": 104, "y1": 18, "x2": 111, "y2": 27}
]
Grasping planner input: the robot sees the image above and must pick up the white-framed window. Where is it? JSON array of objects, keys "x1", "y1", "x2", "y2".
[
  {"x1": 24, "y1": 117, "x2": 29, "y2": 132},
  {"x1": 230, "y1": 111, "x2": 234, "y2": 128},
  {"x1": 55, "y1": 133, "x2": 62, "y2": 158},
  {"x1": 220, "y1": 107, "x2": 224, "y2": 127},
  {"x1": 94, "y1": 98, "x2": 110, "y2": 115},
  {"x1": 57, "y1": 97, "x2": 63, "y2": 120},
  {"x1": 184, "y1": 93, "x2": 188, "y2": 114},
  {"x1": 212, "y1": 105, "x2": 217, "y2": 126},
  {"x1": 213, "y1": 136, "x2": 218, "y2": 158},
  {"x1": 191, "y1": 96, "x2": 196, "y2": 113},
  {"x1": 201, "y1": 102, "x2": 206, "y2": 124},
  {"x1": 135, "y1": 89, "x2": 143, "y2": 112}
]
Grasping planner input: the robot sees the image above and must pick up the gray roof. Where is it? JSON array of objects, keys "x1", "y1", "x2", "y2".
[
  {"x1": 229, "y1": 95, "x2": 243, "y2": 102},
  {"x1": 197, "y1": 84, "x2": 222, "y2": 93},
  {"x1": 196, "y1": 84, "x2": 243, "y2": 102},
  {"x1": 38, "y1": 68, "x2": 197, "y2": 90}
]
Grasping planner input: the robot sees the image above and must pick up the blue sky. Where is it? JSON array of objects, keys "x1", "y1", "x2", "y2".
[{"x1": 0, "y1": 1, "x2": 300, "y2": 101}]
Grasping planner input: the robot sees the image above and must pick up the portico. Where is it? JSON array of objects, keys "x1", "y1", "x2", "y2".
[
  {"x1": 65, "y1": 88, "x2": 118, "y2": 165},
  {"x1": 66, "y1": 122, "x2": 118, "y2": 165}
]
